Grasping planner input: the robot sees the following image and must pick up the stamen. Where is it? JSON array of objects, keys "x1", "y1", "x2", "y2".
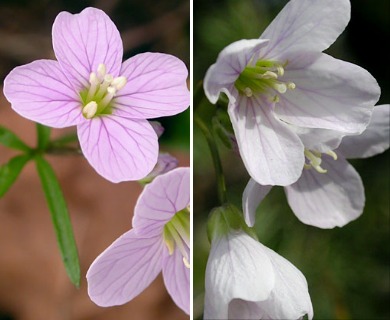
[
  {"x1": 183, "y1": 257, "x2": 190, "y2": 269},
  {"x1": 99, "y1": 87, "x2": 116, "y2": 109},
  {"x1": 87, "y1": 73, "x2": 99, "y2": 101},
  {"x1": 326, "y1": 150, "x2": 338, "y2": 160},
  {"x1": 244, "y1": 87, "x2": 253, "y2": 97},
  {"x1": 262, "y1": 71, "x2": 278, "y2": 79},
  {"x1": 304, "y1": 149, "x2": 328, "y2": 174},
  {"x1": 111, "y1": 76, "x2": 127, "y2": 91},
  {"x1": 82, "y1": 101, "x2": 98, "y2": 119},
  {"x1": 313, "y1": 165, "x2": 327, "y2": 174},
  {"x1": 97, "y1": 63, "x2": 106, "y2": 81},
  {"x1": 277, "y1": 65, "x2": 284, "y2": 76},
  {"x1": 287, "y1": 82, "x2": 296, "y2": 90},
  {"x1": 273, "y1": 83, "x2": 287, "y2": 94}
]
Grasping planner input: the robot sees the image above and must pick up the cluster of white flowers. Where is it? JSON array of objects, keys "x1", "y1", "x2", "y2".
[{"x1": 203, "y1": 0, "x2": 389, "y2": 318}]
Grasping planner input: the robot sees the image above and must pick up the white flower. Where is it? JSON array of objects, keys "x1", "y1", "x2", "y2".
[
  {"x1": 204, "y1": 0, "x2": 380, "y2": 186},
  {"x1": 243, "y1": 105, "x2": 390, "y2": 228},
  {"x1": 205, "y1": 229, "x2": 313, "y2": 319}
]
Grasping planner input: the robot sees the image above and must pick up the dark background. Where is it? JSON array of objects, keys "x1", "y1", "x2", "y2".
[{"x1": 194, "y1": 0, "x2": 389, "y2": 319}]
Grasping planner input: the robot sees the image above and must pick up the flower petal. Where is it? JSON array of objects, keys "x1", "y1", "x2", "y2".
[
  {"x1": 291, "y1": 126, "x2": 344, "y2": 153},
  {"x1": 162, "y1": 245, "x2": 190, "y2": 314},
  {"x1": 204, "y1": 39, "x2": 269, "y2": 104},
  {"x1": 276, "y1": 53, "x2": 380, "y2": 134},
  {"x1": 133, "y1": 167, "x2": 190, "y2": 237},
  {"x1": 52, "y1": 7, "x2": 123, "y2": 90},
  {"x1": 228, "y1": 95, "x2": 304, "y2": 186},
  {"x1": 337, "y1": 104, "x2": 390, "y2": 159},
  {"x1": 114, "y1": 53, "x2": 189, "y2": 119},
  {"x1": 77, "y1": 116, "x2": 158, "y2": 183},
  {"x1": 3, "y1": 59, "x2": 84, "y2": 128},
  {"x1": 242, "y1": 178, "x2": 272, "y2": 227},
  {"x1": 285, "y1": 156, "x2": 364, "y2": 228},
  {"x1": 261, "y1": 0, "x2": 350, "y2": 59},
  {"x1": 86, "y1": 229, "x2": 164, "y2": 307},
  {"x1": 204, "y1": 231, "x2": 275, "y2": 319},
  {"x1": 228, "y1": 299, "x2": 265, "y2": 320},
  {"x1": 256, "y1": 244, "x2": 314, "y2": 320}
]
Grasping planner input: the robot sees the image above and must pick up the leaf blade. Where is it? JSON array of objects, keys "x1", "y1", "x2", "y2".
[
  {"x1": 0, "y1": 126, "x2": 31, "y2": 152},
  {"x1": 35, "y1": 156, "x2": 80, "y2": 287},
  {"x1": 0, "y1": 154, "x2": 31, "y2": 197}
]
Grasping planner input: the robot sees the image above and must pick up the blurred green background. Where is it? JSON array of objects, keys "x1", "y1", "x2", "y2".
[{"x1": 194, "y1": 0, "x2": 389, "y2": 319}]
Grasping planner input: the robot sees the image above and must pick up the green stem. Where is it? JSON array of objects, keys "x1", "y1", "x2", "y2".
[{"x1": 195, "y1": 114, "x2": 227, "y2": 204}]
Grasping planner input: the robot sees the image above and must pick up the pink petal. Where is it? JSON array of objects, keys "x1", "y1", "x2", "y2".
[
  {"x1": 3, "y1": 59, "x2": 84, "y2": 128},
  {"x1": 114, "y1": 53, "x2": 189, "y2": 119},
  {"x1": 133, "y1": 167, "x2": 190, "y2": 237},
  {"x1": 77, "y1": 116, "x2": 158, "y2": 183},
  {"x1": 204, "y1": 39, "x2": 269, "y2": 104},
  {"x1": 242, "y1": 179, "x2": 272, "y2": 227},
  {"x1": 276, "y1": 53, "x2": 380, "y2": 134},
  {"x1": 162, "y1": 246, "x2": 190, "y2": 314},
  {"x1": 285, "y1": 156, "x2": 365, "y2": 228},
  {"x1": 52, "y1": 7, "x2": 123, "y2": 90},
  {"x1": 337, "y1": 104, "x2": 390, "y2": 159},
  {"x1": 261, "y1": 0, "x2": 350, "y2": 59},
  {"x1": 228, "y1": 96, "x2": 304, "y2": 186},
  {"x1": 87, "y1": 229, "x2": 164, "y2": 307}
]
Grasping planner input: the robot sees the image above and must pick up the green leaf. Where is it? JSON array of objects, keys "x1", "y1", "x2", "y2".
[
  {"x1": 36, "y1": 124, "x2": 51, "y2": 150},
  {"x1": 0, "y1": 126, "x2": 31, "y2": 152},
  {"x1": 35, "y1": 156, "x2": 80, "y2": 287},
  {"x1": 0, "y1": 154, "x2": 31, "y2": 197}
]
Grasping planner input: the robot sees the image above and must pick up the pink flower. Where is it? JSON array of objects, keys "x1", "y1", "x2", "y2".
[
  {"x1": 87, "y1": 167, "x2": 190, "y2": 314},
  {"x1": 204, "y1": 0, "x2": 380, "y2": 186},
  {"x1": 243, "y1": 105, "x2": 389, "y2": 228},
  {"x1": 3, "y1": 8, "x2": 189, "y2": 183}
]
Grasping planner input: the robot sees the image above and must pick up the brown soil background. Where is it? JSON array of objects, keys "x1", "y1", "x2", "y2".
[{"x1": 0, "y1": 90, "x2": 189, "y2": 320}]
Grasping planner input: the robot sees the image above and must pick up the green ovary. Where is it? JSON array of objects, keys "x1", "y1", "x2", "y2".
[{"x1": 163, "y1": 206, "x2": 190, "y2": 268}]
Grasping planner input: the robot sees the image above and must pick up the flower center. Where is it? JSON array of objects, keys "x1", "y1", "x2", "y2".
[
  {"x1": 163, "y1": 205, "x2": 190, "y2": 269},
  {"x1": 79, "y1": 63, "x2": 127, "y2": 119},
  {"x1": 234, "y1": 59, "x2": 295, "y2": 102},
  {"x1": 304, "y1": 149, "x2": 338, "y2": 173}
]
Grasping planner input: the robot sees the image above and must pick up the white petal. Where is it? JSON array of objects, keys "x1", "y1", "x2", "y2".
[
  {"x1": 291, "y1": 126, "x2": 345, "y2": 153},
  {"x1": 256, "y1": 244, "x2": 314, "y2": 320},
  {"x1": 228, "y1": 95, "x2": 304, "y2": 186},
  {"x1": 243, "y1": 178, "x2": 272, "y2": 227},
  {"x1": 204, "y1": 39, "x2": 269, "y2": 104},
  {"x1": 204, "y1": 231, "x2": 275, "y2": 319},
  {"x1": 276, "y1": 53, "x2": 380, "y2": 134},
  {"x1": 261, "y1": 0, "x2": 350, "y2": 59},
  {"x1": 285, "y1": 156, "x2": 365, "y2": 228},
  {"x1": 337, "y1": 104, "x2": 390, "y2": 159}
]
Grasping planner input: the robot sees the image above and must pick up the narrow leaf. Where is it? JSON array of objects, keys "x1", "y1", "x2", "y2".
[
  {"x1": 0, "y1": 154, "x2": 31, "y2": 197},
  {"x1": 0, "y1": 126, "x2": 31, "y2": 152},
  {"x1": 35, "y1": 156, "x2": 80, "y2": 287},
  {"x1": 36, "y1": 123, "x2": 51, "y2": 150}
]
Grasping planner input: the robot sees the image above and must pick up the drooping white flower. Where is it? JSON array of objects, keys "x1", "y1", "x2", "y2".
[
  {"x1": 204, "y1": 0, "x2": 380, "y2": 187},
  {"x1": 205, "y1": 205, "x2": 313, "y2": 319},
  {"x1": 243, "y1": 105, "x2": 390, "y2": 228}
]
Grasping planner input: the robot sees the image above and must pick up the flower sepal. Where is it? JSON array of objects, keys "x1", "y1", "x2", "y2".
[{"x1": 207, "y1": 203, "x2": 257, "y2": 243}]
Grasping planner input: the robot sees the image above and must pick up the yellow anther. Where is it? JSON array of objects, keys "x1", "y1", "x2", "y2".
[
  {"x1": 244, "y1": 87, "x2": 253, "y2": 97},
  {"x1": 97, "y1": 63, "x2": 106, "y2": 80},
  {"x1": 326, "y1": 150, "x2": 338, "y2": 160},
  {"x1": 287, "y1": 82, "x2": 296, "y2": 90},
  {"x1": 183, "y1": 257, "x2": 190, "y2": 269},
  {"x1": 82, "y1": 101, "x2": 98, "y2": 119},
  {"x1": 262, "y1": 71, "x2": 278, "y2": 79}
]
